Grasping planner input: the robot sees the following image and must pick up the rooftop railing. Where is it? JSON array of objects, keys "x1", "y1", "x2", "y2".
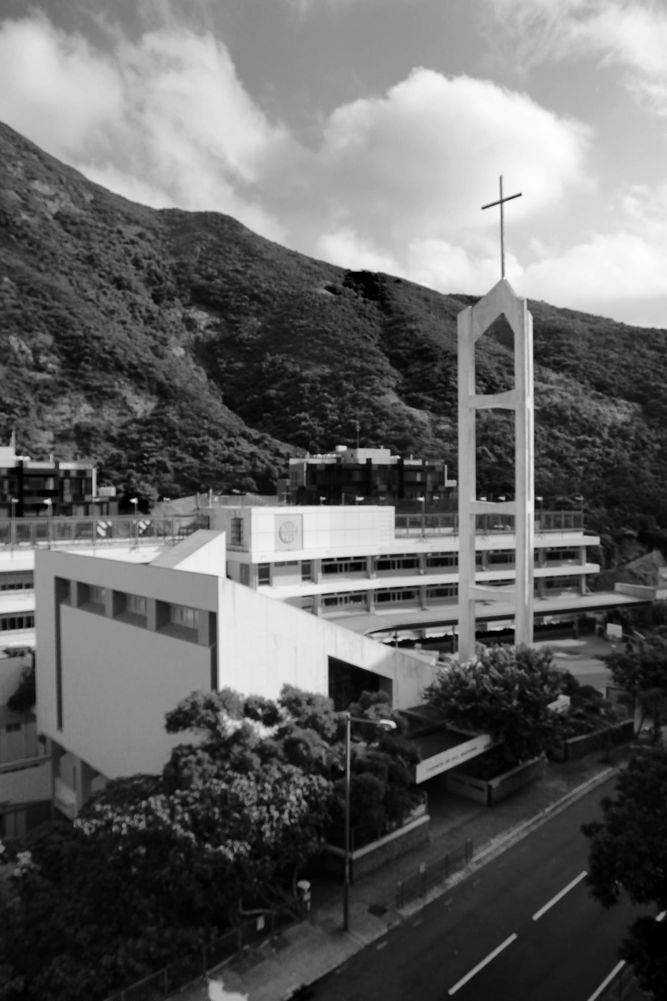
[
  {"x1": 395, "y1": 510, "x2": 586, "y2": 538},
  {"x1": 0, "y1": 514, "x2": 208, "y2": 551}
]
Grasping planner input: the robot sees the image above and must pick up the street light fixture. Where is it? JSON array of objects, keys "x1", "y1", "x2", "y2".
[{"x1": 341, "y1": 712, "x2": 397, "y2": 932}]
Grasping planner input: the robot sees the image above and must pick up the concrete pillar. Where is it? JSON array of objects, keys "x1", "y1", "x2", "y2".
[
  {"x1": 513, "y1": 296, "x2": 534, "y2": 647},
  {"x1": 457, "y1": 303, "x2": 477, "y2": 663}
]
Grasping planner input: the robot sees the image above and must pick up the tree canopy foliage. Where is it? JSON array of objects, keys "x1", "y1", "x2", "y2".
[
  {"x1": 423, "y1": 644, "x2": 565, "y2": 766},
  {"x1": 0, "y1": 683, "x2": 418, "y2": 1001},
  {"x1": 582, "y1": 746, "x2": 667, "y2": 998},
  {"x1": 604, "y1": 630, "x2": 667, "y2": 736}
]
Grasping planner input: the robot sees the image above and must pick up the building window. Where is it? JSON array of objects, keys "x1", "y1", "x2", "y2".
[
  {"x1": 375, "y1": 555, "x2": 420, "y2": 573},
  {"x1": 258, "y1": 564, "x2": 271, "y2": 585},
  {"x1": 89, "y1": 585, "x2": 107, "y2": 604},
  {"x1": 0, "y1": 572, "x2": 34, "y2": 590},
  {"x1": 375, "y1": 588, "x2": 419, "y2": 605},
  {"x1": 230, "y1": 517, "x2": 244, "y2": 546},
  {"x1": 0, "y1": 614, "x2": 35, "y2": 631},
  {"x1": 488, "y1": 551, "x2": 515, "y2": 567},
  {"x1": 322, "y1": 557, "x2": 366, "y2": 575},
  {"x1": 321, "y1": 592, "x2": 368, "y2": 610},
  {"x1": 425, "y1": 584, "x2": 458, "y2": 601},
  {"x1": 126, "y1": 594, "x2": 147, "y2": 617},
  {"x1": 301, "y1": 560, "x2": 313, "y2": 582},
  {"x1": 425, "y1": 554, "x2": 457, "y2": 570},
  {"x1": 169, "y1": 603, "x2": 198, "y2": 631}
]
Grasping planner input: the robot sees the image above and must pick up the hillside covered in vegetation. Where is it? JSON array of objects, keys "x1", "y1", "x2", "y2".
[{"x1": 1, "y1": 121, "x2": 666, "y2": 557}]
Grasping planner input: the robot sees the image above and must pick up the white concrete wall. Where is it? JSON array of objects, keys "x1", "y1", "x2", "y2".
[
  {"x1": 56, "y1": 605, "x2": 211, "y2": 777},
  {"x1": 217, "y1": 577, "x2": 437, "y2": 708},
  {"x1": 36, "y1": 549, "x2": 219, "y2": 779},
  {"x1": 0, "y1": 759, "x2": 50, "y2": 804},
  {"x1": 212, "y1": 506, "x2": 396, "y2": 560}
]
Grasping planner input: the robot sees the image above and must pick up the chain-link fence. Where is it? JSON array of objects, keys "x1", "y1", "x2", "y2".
[{"x1": 395, "y1": 839, "x2": 474, "y2": 909}]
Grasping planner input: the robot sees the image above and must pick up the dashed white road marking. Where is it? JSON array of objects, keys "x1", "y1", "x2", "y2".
[
  {"x1": 532, "y1": 870, "x2": 587, "y2": 921},
  {"x1": 585, "y1": 960, "x2": 625, "y2": 1001},
  {"x1": 447, "y1": 933, "x2": 518, "y2": 995}
]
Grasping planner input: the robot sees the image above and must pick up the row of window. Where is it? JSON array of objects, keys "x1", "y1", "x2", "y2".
[
  {"x1": 0, "y1": 571, "x2": 34, "y2": 590},
  {"x1": 256, "y1": 547, "x2": 582, "y2": 586},
  {"x1": 317, "y1": 577, "x2": 580, "y2": 612},
  {"x1": 75, "y1": 583, "x2": 201, "y2": 635},
  {"x1": 0, "y1": 614, "x2": 35, "y2": 631}
]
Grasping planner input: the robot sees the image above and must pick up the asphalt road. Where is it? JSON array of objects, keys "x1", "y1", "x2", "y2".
[{"x1": 312, "y1": 776, "x2": 646, "y2": 1001}]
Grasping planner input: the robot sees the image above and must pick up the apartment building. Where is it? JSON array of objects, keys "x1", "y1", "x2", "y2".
[{"x1": 287, "y1": 446, "x2": 456, "y2": 507}]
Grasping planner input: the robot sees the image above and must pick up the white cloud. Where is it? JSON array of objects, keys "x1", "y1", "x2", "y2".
[
  {"x1": 485, "y1": 0, "x2": 667, "y2": 115},
  {"x1": 0, "y1": 16, "x2": 123, "y2": 154},
  {"x1": 315, "y1": 228, "x2": 401, "y2": 274},
  {"x1": 523, "y1": 231, "x2": 667, "y2": 304},
  {"x1": 0, "y1": 16, "x2": 287, "y2": 238},
  {"x1": 315, "y1": 70, "x2": 589, "y2": 249},
  {"x1": 282, "y1": 70, "x2": 588, "y2": 294},
  {"x1": 2, "y1": 11, "x2": 664, "y2": 321}
]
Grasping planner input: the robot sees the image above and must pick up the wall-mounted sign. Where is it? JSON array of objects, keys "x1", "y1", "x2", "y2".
[{"x1": 415, "y1": 732, "x2": 494, "y2": 783}]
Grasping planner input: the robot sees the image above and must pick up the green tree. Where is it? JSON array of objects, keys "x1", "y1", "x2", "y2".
[
  {"x1": 582, "y1": 746, "x2": 667, "y2": 998},
  {"x1": 423, "y1": 644, "x2": 564, "y2": 766},
  {"x1": 6, "y1": 662, "x2": 35, "y2": 713},
  {"x1": 605, "y1": 631, "x2": 667, "y2": 738}
]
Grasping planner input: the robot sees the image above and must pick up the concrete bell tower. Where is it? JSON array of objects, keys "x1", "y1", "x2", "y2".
[{"x1": 456, "y1": 277, "x2": 535, "y2": 663}]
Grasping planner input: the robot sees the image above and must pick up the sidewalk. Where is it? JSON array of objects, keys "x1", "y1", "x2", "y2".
[{"x1": 177, "y1": 752, "x2": 620, "y2": 1001}]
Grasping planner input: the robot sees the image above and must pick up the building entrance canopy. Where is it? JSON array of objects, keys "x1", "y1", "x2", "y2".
[{"x1": 410, "y1": 728, "x2": 494, "y2": 784}]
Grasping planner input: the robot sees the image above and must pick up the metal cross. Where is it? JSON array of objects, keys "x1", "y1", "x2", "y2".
[{"x1": 481, "y1": 175, "x2": 522, "y2": 280}]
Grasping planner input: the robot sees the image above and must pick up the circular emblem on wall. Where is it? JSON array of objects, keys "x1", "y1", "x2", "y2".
[{"x1": 278, "y1": 520, "x2": 297, "y2": 544}]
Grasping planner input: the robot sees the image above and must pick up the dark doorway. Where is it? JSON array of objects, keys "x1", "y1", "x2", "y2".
[{"x1": 328, "y1": 657, "x2": 383, "y2": 711}]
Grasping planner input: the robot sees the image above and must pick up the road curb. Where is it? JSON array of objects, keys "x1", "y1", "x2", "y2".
[
  {"x1": 397, "y1": 764, "x2": 618, "y2": 918},
  {"x1": 217, "y1": 765, "x2": 621, "y2": 1000}
]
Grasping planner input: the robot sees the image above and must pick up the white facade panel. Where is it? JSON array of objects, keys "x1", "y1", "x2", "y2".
[
  {"x1": 55, "y1": 605, "x2": 211, "y2": 777},
  {"x1": 217, "y1": 577, "x2": 437, "y2": 708}
]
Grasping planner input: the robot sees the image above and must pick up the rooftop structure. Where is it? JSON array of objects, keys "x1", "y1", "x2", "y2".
[
  {"x1": 0, "y1": 441, "x2": 117, "y2": 520},
  {"x1": 288, "y1": 445, "x2": 456, "y2": 507}
]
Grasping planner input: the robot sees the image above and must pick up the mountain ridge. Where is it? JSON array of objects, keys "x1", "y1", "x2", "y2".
[{"x1": 1, "y1": 120, "x2": 666, "y2": 549}]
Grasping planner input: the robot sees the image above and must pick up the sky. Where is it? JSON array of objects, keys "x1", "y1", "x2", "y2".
[{"x1": 1, "y1": 0, "x2": 667, "y2": 327}]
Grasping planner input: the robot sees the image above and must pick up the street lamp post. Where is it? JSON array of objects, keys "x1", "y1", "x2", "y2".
[
  {"x1": 341, "y1": 712, "x2": 397, "y2": 932},
  {"x1": 417, "y1": 495, "x2": 426, "y2": 539},
  {"x1": 43, "y1": 498, "x2": 53, "y2": 549},
  {"x1": 9, "y1": 497, "x2": 17, "y2": 553},
  {"x1": 575, "y1": 494, "x2": 584, "y2": 530},
  {"x1": 536, "y1": 495, "x2": 543, "y2": 531},
  {"x1": 130, "y1": 496, "x2": 138, "y2": 544}
]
